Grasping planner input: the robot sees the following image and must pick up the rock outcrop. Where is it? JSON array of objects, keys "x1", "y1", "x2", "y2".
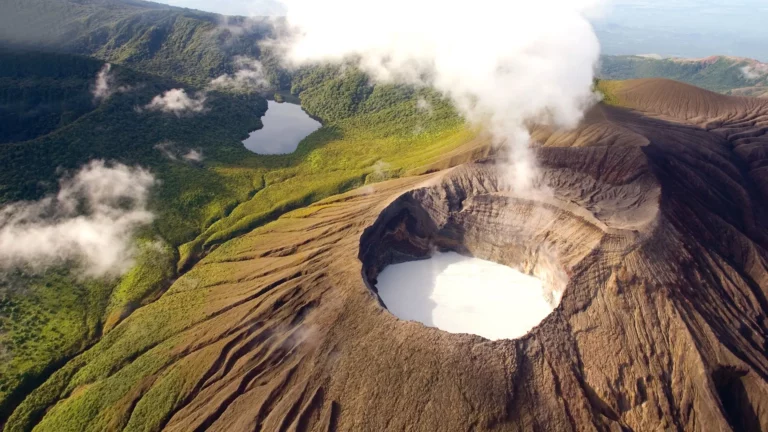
[{"x1": 7, "y1": 79, "x2": 768, "y2": 431}]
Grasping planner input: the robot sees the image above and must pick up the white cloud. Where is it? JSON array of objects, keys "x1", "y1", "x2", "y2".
[
  {"x1": 742, "y1": 64, "x2": 768, "y2": 80},
  {"x1": 144, "y1": 89, "x2": 207, "y2": 116},
  {"x1": 415, "y1": 97, "x2": 433, "y2": 115},
  {"x1": 92, "y1": 64, "x2": 113, "y2": 100},
  {"x1": 209, "y1": 56, "x2": 270, "y2": 91},
  {"x1": 279, "y1": 0, "x2": 605, "y2": 193},
  {"x1": 154, "y1": 141, "x2": 205, "y2": 163},
  {"x1": 0, "y1": 161, "x2": 156, "y2": 278},
  {"x1": 182, "y1": 149, "x2": 204, "y2": 162},
  {"x1": 92, "y1": 63, "x2": 131, "y2": 101},
  {"x1": 154, "y1": 141, "x2": 180, "y2": 161}
]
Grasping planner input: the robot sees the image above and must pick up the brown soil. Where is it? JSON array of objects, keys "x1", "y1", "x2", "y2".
[{"x1": 17, "y1": 79, "x2": 768, "y2": 431}]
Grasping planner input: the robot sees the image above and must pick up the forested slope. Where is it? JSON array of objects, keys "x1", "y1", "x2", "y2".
[
  {"x1": 600, "y1": 55, "x2": 768, "y2": 97},
  {"x1": 0, "y1": 51, "x2": 107, "y2": 143},
  {"x1": 0, "y1": 0, "x2": 272, "y2": 86},
  {"x1": 0, "y1": 44, "x2": 476, "y2": 422},
  {"x1": 0, "y1": 49, "x2": 270, "y2": 419}
]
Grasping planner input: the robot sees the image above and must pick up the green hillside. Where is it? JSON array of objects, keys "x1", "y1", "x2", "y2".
[
  {"x1": 0, "y1": 0, "x2": 271, "y2": 86},
  {"x1": 0, "y1": 1, "x2": 478, "y2": 425},
  {"x1": 599, "y1": 55, "x2": 768, "y2": 97},
  {"x1": 0, "y1": 48, "x2": 269, "y2": 419},
  {"x1": 0, "y1": 51, "x2": 105, "y2": 144},
  {"x1": 0, "y1": 45, "x2": 473, "y2": 425}
]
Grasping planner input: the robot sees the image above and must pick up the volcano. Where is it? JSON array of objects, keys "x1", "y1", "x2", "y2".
[{"x1": 10, "y1": 79, "x2": 768, "y2": 431}]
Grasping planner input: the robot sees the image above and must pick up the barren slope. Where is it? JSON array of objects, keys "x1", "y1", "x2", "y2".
[{"x1": 7, "y1": 80, "x2": 768, "y2": 431}]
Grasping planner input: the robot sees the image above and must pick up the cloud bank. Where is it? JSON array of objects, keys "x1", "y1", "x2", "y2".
[
  {"x1": 144, "y1": 89, "x2": 207, "y2": 116},
  {"x1": 0, "y1": 161, "x2": 156, "y2": 278},
  {"x1": 280, "y1": 0, "x2": 605, "y2": 191}
]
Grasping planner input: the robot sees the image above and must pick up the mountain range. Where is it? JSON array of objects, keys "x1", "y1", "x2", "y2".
[{"x1": 599, "y1": 54, "x2": 768, "y2": 97}]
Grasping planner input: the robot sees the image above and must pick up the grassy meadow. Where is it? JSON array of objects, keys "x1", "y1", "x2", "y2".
[{"x1": 0, "y1": 51, "x2": 476, "y2": 421}]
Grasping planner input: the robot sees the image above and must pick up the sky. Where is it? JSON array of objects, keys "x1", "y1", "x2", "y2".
[
  {"x1": 594, "y1": 0, "x2": 768, "y2": 59},
  {"x1": 160, "y1": 0, "x2": 284, "y2": 15},
  {"x1": 159, "y1": 0, "x2": 768, "y2": 60}
]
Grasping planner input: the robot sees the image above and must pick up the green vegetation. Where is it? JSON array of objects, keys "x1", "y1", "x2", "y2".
[
  {"x1": 599, "y1": 55, "x2": 768, "y2": 96},
  {"x1": 0, "y1": 48, "x2": 270, "y2": 417},
  {"x1": 0, "y1": 0, "x2": 269, "y2": 86},
  {"x1": 0, "y1": 51, "x2": 104, "y2": 143},
  {"x1": 0, "y1": 45, "x2": 474, "y2": 423},
  {"x1": 102, "y1": 240, "x2": 176, "y2": 333},
  {"x1": 0, "y1": 2, "x2": 476, "y2": 423},
  {"x1": 177, "y1": 68, "x2": 469, "y2": 270},
  {"x1": 594, "y1": 79, "x2": 625, "y2": 107}
]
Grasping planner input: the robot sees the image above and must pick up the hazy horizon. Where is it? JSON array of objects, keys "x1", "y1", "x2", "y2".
[{"x1": 158, "y1": 0, "x2": 768, "y2": 61}]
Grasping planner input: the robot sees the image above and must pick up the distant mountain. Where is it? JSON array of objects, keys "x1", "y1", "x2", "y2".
[
  {"x1": 592, "y1": 1, "x2": 768, "y2": 62},
  {"x1": 0, "y1": 0, "x2": 274, "y2": 86},
  {"x1": 599, "y1": 55, "x2": 768, "y2": 98}
]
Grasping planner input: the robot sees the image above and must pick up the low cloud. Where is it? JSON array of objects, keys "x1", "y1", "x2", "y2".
[
  {"x1": 209, "y1": 56, "x2": 270, "y2": 92},
  {"x1": 416, "y1": 97, "x2": 433, "y2": 115},
  {"x1": 636, "y1": 53, "x2": 664, "y2": 60},
  {"x1": 182, "y1": 149, "x2": 204, "y2": 162},
  {"x1": 92, "y1": 63, "x2": 131, "y2": 101},
  {"x1": 741, "y1": 64, "x2": 768, "y2": 80},
  {"x1": 144, "y1": 89, "x2": 207, "y2": 116},
  {"x1": 214, "y1": 15, "x2": 278, "y2": 39},
  {"x1": 154, "y1": 141, "x2": 204, "y2": 163},
  {"x1": 154, "y1": 141, "x2": 180, "y2": 161},
  {"x1": 0, "y1": 161, "x2": 156, "y2": 278}
]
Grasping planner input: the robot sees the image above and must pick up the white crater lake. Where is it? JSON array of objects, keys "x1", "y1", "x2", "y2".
[
  {"x1": 242, "y1": 100, "x2": 321, "y2": 154},
  {"x1": 375, "y1": 252, "x2": 556, "y2": 340}
]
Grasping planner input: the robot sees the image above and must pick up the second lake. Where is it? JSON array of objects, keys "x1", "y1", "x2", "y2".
[{"x1": 242, "y1": 100, "x2": 321, "y2": 155}]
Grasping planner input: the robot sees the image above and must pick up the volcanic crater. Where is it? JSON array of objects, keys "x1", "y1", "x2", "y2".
[
  {"x1": 11, "y1": 79, "x2": 768, "y2": 431},
  {"x1": 358, "y1": 160, "x2": 634, "y2": 339}
]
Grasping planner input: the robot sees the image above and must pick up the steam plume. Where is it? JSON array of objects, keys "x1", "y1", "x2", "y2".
[
  {"x1": 280, "y1": 0, "x2": 606, "y2": 191},
  {"x1": 0, "y1": 161, "x2": 155, "y2": 278}
]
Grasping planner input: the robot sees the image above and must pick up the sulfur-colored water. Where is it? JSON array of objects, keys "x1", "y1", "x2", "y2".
[{"x1": 375, "y1": 252, "x2": 555, "y2": 340}]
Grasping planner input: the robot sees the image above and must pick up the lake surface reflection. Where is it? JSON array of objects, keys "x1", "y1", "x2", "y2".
[
  {"x1": 242, "y1": 101, "x2": 321, "y2": 154},
  {"x1": 375, "y1": 252, "x2": 554, "y2": 340}
]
